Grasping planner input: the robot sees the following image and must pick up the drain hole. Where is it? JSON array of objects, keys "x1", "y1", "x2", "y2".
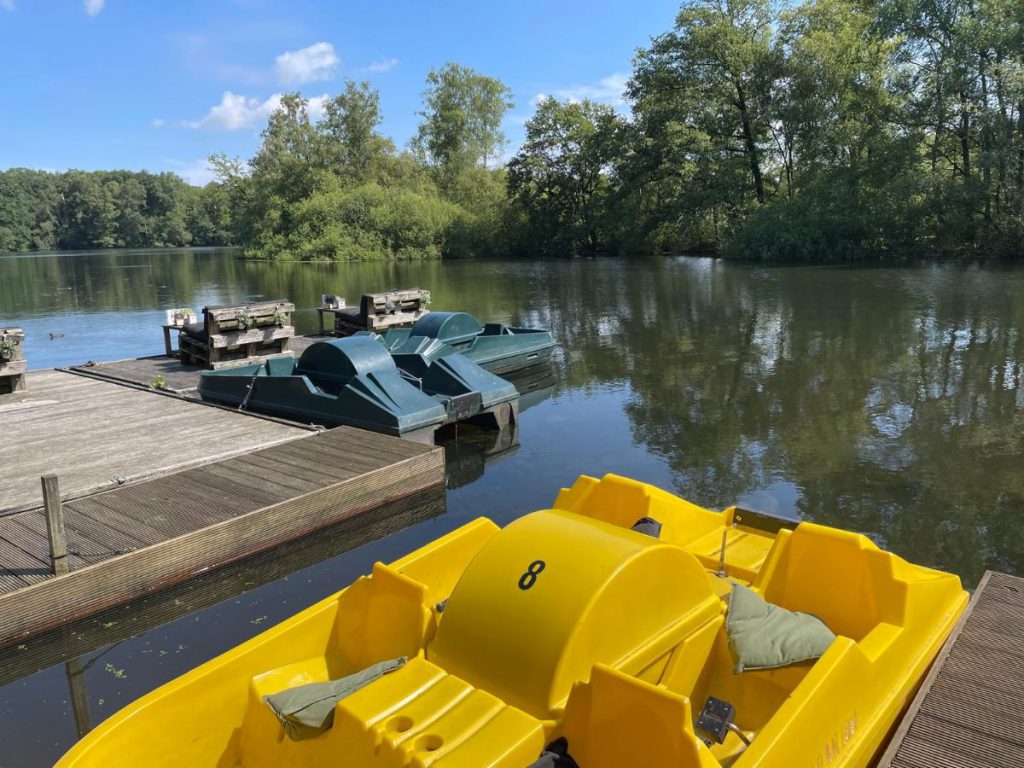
[
  {"x1": 416, "y1": 734, "x2": 444, "y2": 752},
  {"x1": 387, "y1": 715, "x2": 413, "y2": 733}
]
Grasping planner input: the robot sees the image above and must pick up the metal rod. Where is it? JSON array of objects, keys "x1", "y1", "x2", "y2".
[{"x1": 715, "y1": 527, "x2": 729, "y2": 578}]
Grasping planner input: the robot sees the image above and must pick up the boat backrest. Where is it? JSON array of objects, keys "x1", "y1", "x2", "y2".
[
  {"x1": 554, "y1": 474, "x2": 726, "y2": 546},
  {"x1": 409, "y1": 312, "x2": 483, "y2": 345},
  {"x1": 332, "y1": 562, "x2": 432, "y2": 671},
  {"x1": 758, "y1": 523, "x2": 893, "y2": 641},
  {"x1": 296, "y1": 337, "x2": 396, "y2": 388},
  {"x1": 561, "y1": 665, "x2": 710, "y2": 768}
]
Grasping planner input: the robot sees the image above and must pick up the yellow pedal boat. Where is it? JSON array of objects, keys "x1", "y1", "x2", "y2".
[{"x1": 56, "y1": 474, "x2": 967, "y2": 768}]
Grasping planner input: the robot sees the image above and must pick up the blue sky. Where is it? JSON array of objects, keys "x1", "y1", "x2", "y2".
[{"x1": 0, "y1": 1, "x2": 679, "y2": 185}]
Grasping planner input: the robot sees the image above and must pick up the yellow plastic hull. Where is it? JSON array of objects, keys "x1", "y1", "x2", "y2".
[{"x1": 56, "y1": 474, "x2": 967, "y2": 768}]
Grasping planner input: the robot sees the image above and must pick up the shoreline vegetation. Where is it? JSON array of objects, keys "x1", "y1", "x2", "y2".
[{"x1": 2, "y1": 0, "x2": 1023, "y2": 263}]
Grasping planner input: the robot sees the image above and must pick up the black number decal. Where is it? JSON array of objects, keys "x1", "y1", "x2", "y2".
[{"x1": 518, "y1": 560, "x2": 546, "y2": 590}]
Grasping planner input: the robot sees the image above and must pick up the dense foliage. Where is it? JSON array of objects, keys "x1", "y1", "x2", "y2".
[
  {"x1": 212, "y1": 66, "x2": 514, "y2": 261},
  {"x1": 3, "y1": 1, "x2": 1022, "y2": 261},
  {"x1": 0, "y1": 169, "x2": 232, "y2": 253},
  {"x1": 508, "y1": 0, "x2": 1024, "y2": 260}
]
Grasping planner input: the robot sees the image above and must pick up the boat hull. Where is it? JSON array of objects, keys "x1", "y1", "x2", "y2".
[
  {"x1": 197, "y1": 337, "x2": 518, "y2": 439},
  {"x1": 369, "y1": 312, "x2": 556, "y2": 377},
  {"x1": 56, "y1": 474, "x2": 967, "y2": 768}
]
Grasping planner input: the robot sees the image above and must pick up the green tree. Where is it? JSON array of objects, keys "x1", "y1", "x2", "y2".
[
  {"x1": 414, "y1": 63, "x2": 514, "y2": 185},
  {"x1": 508, "y1": 97, "x2": 624, "y2": 255},
  {"x1": 321, "y1": 80, "x2": 393, "y2": 181}
]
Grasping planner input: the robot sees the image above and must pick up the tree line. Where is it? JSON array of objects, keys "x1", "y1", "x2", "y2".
[
  {"x1": 2, "y1": 0, "x2": 1022, "y2": 261},
  {"x1": 0, "y1": 169, "x2": 232, "y2": 253},
  {"x1": 512, "y1": 0, "x2": 1024, "y2": 260}
]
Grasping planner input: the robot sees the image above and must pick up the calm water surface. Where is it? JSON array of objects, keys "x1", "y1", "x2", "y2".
[{"x1": 1, "y1": 247, "x2": 1023, "y2": 765}]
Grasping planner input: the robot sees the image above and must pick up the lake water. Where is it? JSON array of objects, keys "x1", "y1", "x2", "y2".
[{"x1": 1, "y1": 247, "x2": 1023, "y2": 765}]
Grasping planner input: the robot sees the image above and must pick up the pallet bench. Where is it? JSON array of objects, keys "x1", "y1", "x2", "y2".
[
  {"x1": 324, "y1": 288, "x2": 431, "y2": 336},
  {"x1": 0, "y1": 328, "x2": 27, "y2": 401},
  {"x1": 178, "y1": 301, "x2": 295, "y2": 369}
]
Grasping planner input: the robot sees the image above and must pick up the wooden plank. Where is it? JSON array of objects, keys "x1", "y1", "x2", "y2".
[
  {"x1": 1, "y1": 369, "x2": 309, "y2": 515},
  {"x1": 0, "y1": 445, "x2": 443, "y2": 644},
  {"x1": 3, "y1": 514, "x2": 97, "y2": 569},
  {"x1": 208, "y1": 325, "x2": 294, "y2": 349},
  {"x1": 878, "y1": 571, "x2": 1024, "y2": 768}
]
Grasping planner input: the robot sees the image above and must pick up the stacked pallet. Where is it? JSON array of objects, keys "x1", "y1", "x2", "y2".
[
  {"x1": 178, "y1": 301, "x2": 295, "y2": 369},
  {"x1": 0, "y1": 327, "x2": 26, "y2": 401}
]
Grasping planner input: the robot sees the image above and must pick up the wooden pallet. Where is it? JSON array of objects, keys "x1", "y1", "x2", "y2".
[
  {"x1": 0, "y1": 327, "x2": 27, "y2": 401},
  {"x1": 877, "y1": 570, "x2": 1024, "y2": 768},
  {"x1": 331, "y1": 288, "x2": 431, "y2": 336},
  {"x1": 178, "y1": 301, "x2": 295, "y2": 368}
]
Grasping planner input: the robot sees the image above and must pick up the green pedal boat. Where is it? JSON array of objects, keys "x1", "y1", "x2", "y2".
[
  {"x1": 363, "y1": 311, "x2": 554, "y2": 376},
  {"x1": 197, "y1": 336, "x2": 518, "y2": 441}
]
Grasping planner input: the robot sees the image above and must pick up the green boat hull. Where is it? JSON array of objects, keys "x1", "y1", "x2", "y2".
[
  {"x1": 197, "y1": 337, "x2": 518, "y2": 439},
  {"x1": 365, "y1": 312, "x2": 555, "y2": 376}
]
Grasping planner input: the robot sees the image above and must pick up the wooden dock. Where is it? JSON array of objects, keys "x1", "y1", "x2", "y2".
[
  {"x1": 1, "y1": 369, "x2": 312, "y2": 515},
  {"x1": 71, "y1": 335, "x2": 321, "y2": 393},
  {"x1": 878, "y1": 570, "x2": 1024, "y2": 768},
  {"x1": 0, "y1": 423, "x2": 443, "y2": 645},
  {"x1": 0, "y1": 366, "x2": 445, "y2": 646},
  {"x1": 0, "y1": 485, "x2": 444, "y2": 688}
]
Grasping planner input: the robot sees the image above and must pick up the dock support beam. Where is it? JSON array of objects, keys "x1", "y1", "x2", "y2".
[{"x1": 41, "y1": 474, "x2": 69, "y2": 576}]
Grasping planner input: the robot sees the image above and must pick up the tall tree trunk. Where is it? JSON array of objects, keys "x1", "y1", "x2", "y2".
[
  {"x1": 959, "y1": 91, "x2": 972, "y2": 179},
  {"x1": 1017, "y1": 103, "x2": 1024, "y2": 211},
  {"x1": 979, "y1": 59, "x2": 991, "y2": 225},
  {"x1": 734, "y1": 81, "x2": 766, "y2": 204}
]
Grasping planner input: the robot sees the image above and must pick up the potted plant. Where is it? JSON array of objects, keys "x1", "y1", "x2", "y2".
[
  {"x1": 272, "y1": 308, "x2": 289, "y2": 327},
  {"x1": 236, "y1": 309, "x2": 253, "y2": 331},
  {"x1": 0, "y1": 335, "x2": 18, "y2": 362}
]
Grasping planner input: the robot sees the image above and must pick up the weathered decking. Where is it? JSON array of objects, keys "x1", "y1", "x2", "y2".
[
  {"x1": 0, "y1": 423, "x2": 444, "y2": 645},
  {"x1": 878, "y1": 570, "x2": 1024, "y2": 768},
  {"x1": 71, "y1": 355, "x2": 209, "y2": 393},
  {"x1": 0, "y1": 369, "x2": 311, "y2": 515},
  {"x1": 72, "y1": 336, "x2": 322, "y2": 393}
]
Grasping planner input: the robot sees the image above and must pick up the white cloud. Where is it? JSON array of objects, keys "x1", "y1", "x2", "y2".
[
  {"x1": 357, "y1": 57, "x2": 398, "y2": 74},
  {"x1": 534, "y1": 72, "x2": 630, "y2": 107},
  {"x1": 172, "y1": 159, "x2": 218, "y2": 187},
  {"x1": 84, "y1": 0, "x2": 104, "y2": 17},
  {"x1": 184, "y1": 91, "x2": 329, "y2": 131},
  {"x1": 1, "y1": 0, "x2": 15, "y2": 11},
  {"x1": 274, "y1": 42, "x2": 338, "y2": 85},
  {"x1": 150, "y1": 117, "x2": 165, "y2": 129}
]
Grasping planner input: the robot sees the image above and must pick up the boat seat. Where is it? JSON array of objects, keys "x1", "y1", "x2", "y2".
[
  {"x1": 757, "y1": 523, "x2": 894, "y2": 641},
  {"x1": 240, "y1": 656, "x2": 545, "y2": 767},
  {"x1": 561, "y1": 664, "x2": 710, "y2": 768}
]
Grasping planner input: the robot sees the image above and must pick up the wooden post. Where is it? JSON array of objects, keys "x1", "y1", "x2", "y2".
[{"x1": 41, "y1": 474, "x2": 69, "y2": 576}]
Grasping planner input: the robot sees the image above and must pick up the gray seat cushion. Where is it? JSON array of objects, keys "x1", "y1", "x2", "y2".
[
  {"x1": 726, "y1": 585, "x2": 836, "y2": 673},
  {"x1": 263, "y1": 657, "x2": 406, "y2": 740},
  {"x1": 181, "y1": 321, "x2": 206, "y2": 341}
]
